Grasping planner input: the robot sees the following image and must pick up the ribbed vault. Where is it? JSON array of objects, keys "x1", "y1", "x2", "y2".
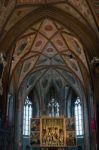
[
  {"x1": 8, "y1": 17, "x2": 90, "y2": 98},
  {"x1": 0, "y1": 0, "x2": 98, "y2": 121}
]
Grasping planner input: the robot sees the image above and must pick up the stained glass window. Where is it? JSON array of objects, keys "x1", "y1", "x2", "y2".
[
  {"x1": 23, "y1": 96, "x2": 32, "y2": 135},
  {"x1": 74, "y1": 97, "x2": 84, "y2": 136},
  {"x1": 48, "y1": 98, "x2": 59, "y2": 117}
]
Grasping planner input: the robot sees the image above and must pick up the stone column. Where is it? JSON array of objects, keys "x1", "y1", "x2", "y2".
[
  {"x1": 90, "y1": 56, "x2": 99, "y2": 150},
  {"x1": 14, "y1": 96, "x2": 23, "y2": 150},
  {"x1": 93, "y1": 70, "x2": 99, "y2": 150}
]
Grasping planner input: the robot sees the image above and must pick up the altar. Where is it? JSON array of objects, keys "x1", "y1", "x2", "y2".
[{"x1": 30, "y1": 117, "x2": 76, "y2": 148}]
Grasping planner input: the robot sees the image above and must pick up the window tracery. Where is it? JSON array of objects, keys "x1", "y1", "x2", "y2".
[
  {"x1": 48, "y1": 98, "x2": 59, "y2": 117},
  {"x1": 23, "y1": 96, "x2": 32, "y2": 135},
  {"x1": 74, "y1": 97, "x2": 84, "y2": 136}
]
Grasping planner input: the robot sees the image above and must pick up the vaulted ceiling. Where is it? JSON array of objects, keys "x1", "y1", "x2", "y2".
[
  {"x1": 0, "y1": 0, "x2": 99, "y2": 98},
  {"x1": 10, "y1": 18, "x2": 89, "y2": 96}
]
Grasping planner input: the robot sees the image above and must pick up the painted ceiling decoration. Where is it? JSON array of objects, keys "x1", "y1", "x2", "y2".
[
  {"x1": 0, "y1": 0, "x2": 98, "y2": 98},
  {"x1": 0, "y1": 0, "x2": 98, "y2": 42},
  {"x1": 54, "y1": 0, "x2": 98, "y2": 35},
  {"x1": 92, "y1": 0, "x2": 99, "y2": 25},
  {"x1": 0, "y1": 0, "x2": 10, "y2": 7},
  {"x1": 5, "y1": 6, "x2": 38, "y2": 31},
  {"x1": 17, "y1": 0, "x2": 66, "y2": 5},
  {"x1": 93, "y1": 0, "x2": 99, "y2": 14},
  {"x1": 9, "y1": 18, "x2": 89, "y2": 97}
]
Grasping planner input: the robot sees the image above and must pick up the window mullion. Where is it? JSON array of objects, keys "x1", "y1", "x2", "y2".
[
  {"x1": 23, "y1": 98, "x2": 32, "y2": 136},
  {"x1": 74, "y1": 98, "x2": 83, "y2": 137}
]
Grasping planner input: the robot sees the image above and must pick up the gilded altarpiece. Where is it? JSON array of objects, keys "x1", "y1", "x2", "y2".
[
  {"x1": 30, "y1": 118, "x2": 40, "y2": 146},
  {"x1": 30, "y1": 117, "x2": 76, "y2": 147},
  {"x1": 41, "y1": 117, "x2": 64, "y2": 147},
  {"x1": 65, "y1": 118, "x2": 76, "y2": 146}
]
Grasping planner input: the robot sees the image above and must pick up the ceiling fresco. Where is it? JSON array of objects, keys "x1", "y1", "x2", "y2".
[
  {"x1": 0, "y1": 0, "x2": 10, "y2": 7},
  {"x1": 0, "y1": 0, "x2": 15, "y2": 33},
  {"x1": 55, "y1": 1, "x2": 99, "y2": 35},
  {"x1": 0, "y1": 0, "x2": 98, "y2": 97},
  {"x1": 5, "y1": 7, "x2": 37, "y2": 31},
  {"x1": 0, "y1": 0, "x2": 99, "y2": 42},
  {"x1": 92, "y1": 0, "x2": 99, "y2": 24},
  {"x1": 93, "y1": 0, "x2": 99, "y2": 14},
  {"x1": 9, "y1": 18, "x2": 89, "y2": 96}
]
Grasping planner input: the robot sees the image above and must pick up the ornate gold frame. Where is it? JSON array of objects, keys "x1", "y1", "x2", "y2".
[{"x1": 30, "y1": 117, "x2": 77, "y2": 147}]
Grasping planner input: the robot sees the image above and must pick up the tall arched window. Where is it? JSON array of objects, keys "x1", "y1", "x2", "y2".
[
  {"x1": 48, "y1": 98, "x2": 59, "y2": 117},
  {"x1": 23, "y1": 96, "x2": 32, "y2": 135},
  {"x1": 74, "y1": 97, "x2": 84, "y2": 136}
]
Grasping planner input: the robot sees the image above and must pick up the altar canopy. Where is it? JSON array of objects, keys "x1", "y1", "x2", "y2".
[{"x1": 30, "y1": 117, "x2": 76, "y2": 147}]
